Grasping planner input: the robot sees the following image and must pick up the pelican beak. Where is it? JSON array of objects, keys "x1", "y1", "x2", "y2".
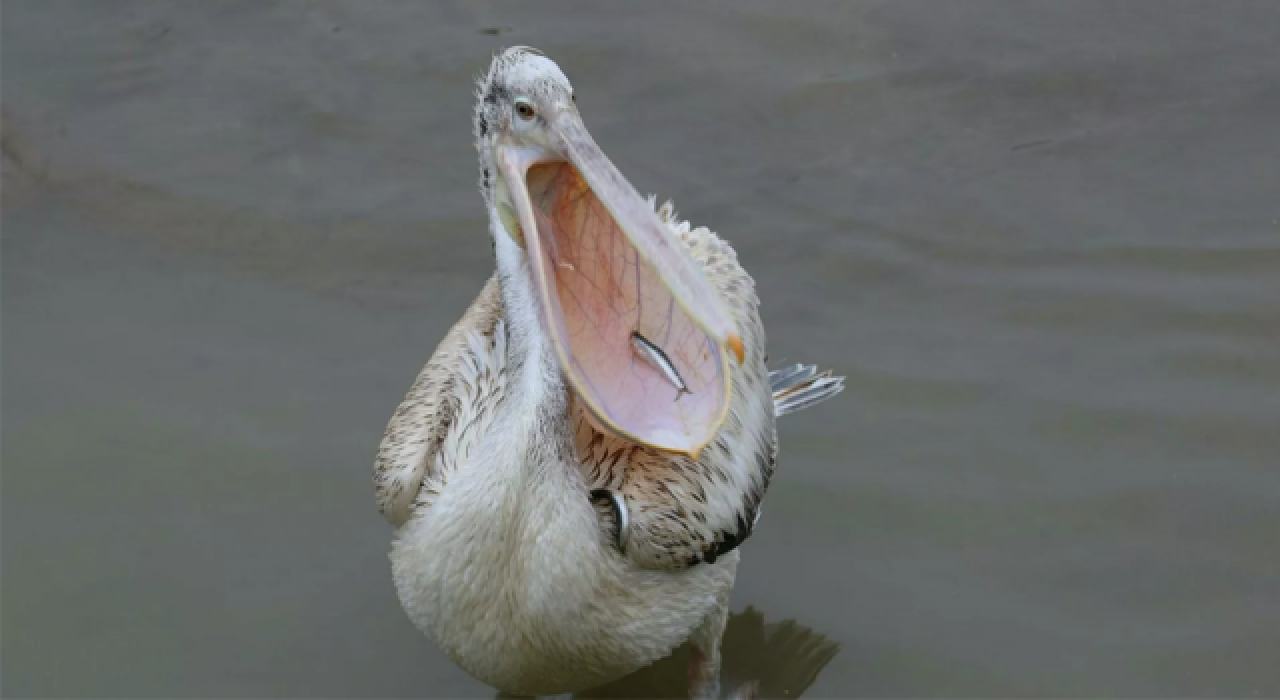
[{"x1": 496, "y1": 107, "x2": 738, "y2": 455}]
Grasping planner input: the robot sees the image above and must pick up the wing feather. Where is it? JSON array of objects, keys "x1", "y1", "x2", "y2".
[
  {"x1": 373, "y1": 276, "x2": 502, "y2": 526},
  {"x1": 771, "y1": 367, "x2": 845, "y2": 416}
]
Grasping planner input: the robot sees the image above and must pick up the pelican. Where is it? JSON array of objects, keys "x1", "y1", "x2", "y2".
[{"x1": 374, "y1": 47, "x2": 843, "y2": 697}]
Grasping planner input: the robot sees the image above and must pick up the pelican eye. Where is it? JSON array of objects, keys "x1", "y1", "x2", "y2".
[{"x1": 514, "y1": 99, "x2": 536, "y2": 121}]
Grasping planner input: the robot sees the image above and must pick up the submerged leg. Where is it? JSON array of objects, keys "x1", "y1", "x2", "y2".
[
  {"x1": 688, "y1": 604, "x2": 727, "y2": 700},
  {"x1": 690, "y1": 638, "x2": 759, "y2": 699},
  {"x1": 688, "y1": 577, "x2": 757, "y2": 699}
]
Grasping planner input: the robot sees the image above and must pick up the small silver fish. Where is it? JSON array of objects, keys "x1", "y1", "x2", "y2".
[{"x1": 630, "y1": 331, "x2": 691, "y2": 400}]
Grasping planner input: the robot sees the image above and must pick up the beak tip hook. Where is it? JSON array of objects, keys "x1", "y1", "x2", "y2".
[{"x1": 726, "y1": 334, "x2": 745, "y2": 365}]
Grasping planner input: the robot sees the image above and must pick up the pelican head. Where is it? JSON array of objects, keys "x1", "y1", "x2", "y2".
[{"x1": 473, "y1": 47, "x2": 742, "y2": 455}]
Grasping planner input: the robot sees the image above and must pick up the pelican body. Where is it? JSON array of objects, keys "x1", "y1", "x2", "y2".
[{"x1": 374, "y1": 48, "x2": 842, "y2": 696}]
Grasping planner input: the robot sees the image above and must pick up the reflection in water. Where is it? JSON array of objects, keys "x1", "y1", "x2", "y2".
[
  {"x1": 548, "y1": 607, "x2": 837, "y2": 699},
  {"x1": 6, "y1": 1, "x2": 1280, "y2": 697}
]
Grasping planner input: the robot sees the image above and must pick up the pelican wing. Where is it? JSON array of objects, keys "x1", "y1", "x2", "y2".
[
  {"x1": 374, "y1": 276, "x2": 504, "y2": 526},
  {"x1": 771, "y1": 364, "x2": 845, "y2": 416}
]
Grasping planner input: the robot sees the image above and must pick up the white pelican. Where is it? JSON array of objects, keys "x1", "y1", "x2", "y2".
[{"x1": 374, "y1": 47, "x2": 843, "y2": 697}]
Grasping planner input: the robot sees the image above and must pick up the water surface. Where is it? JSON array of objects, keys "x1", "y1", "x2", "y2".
[{"x1": 4, "y1": 1, "x2": 1279, "y2": 696}]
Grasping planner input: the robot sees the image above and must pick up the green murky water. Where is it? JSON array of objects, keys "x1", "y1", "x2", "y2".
[{"x1": 4, "y1": 1, "x2": 1279, "y2": 696}]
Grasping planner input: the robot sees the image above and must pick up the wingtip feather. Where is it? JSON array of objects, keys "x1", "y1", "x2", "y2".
[{"x1": 771, "y1": 366, "x2": 844, "y2": 416}]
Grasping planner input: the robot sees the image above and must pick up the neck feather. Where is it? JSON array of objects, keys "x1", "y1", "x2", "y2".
[{"x1": 489, "y1": 205, "x2": 572, "y2": 465}]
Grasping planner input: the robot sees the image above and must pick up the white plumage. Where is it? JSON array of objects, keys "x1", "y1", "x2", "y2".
[{"x1": 373, "y1": 47, "x2": 842, "y2": 696}]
